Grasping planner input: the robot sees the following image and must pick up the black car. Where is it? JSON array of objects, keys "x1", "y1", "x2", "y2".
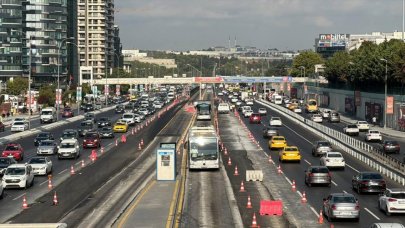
[
  {"x1": 352, "y1": 172, "x2": 386, "y2": 194},
  {"x1": 378, "y1": 140, "x2": 400, "y2": 154},
  {"x1": 83, "y1": 103, "x2": 94, "y2": 112},
  {"x1": 97, "y1": 117, "x2": 111, "y2": 128},
  {"x1": 115, "y1": 105, "x2": 125, "y2": 113},
  {"x1": 0, "y1": 157, "x2": 17, "y2": 177},
  {"x1": 34, "y1": 132, "x2": 54, "y2": 146},
  {"x1": 78, "y1": 120, "x2": 96, "y2": 137},
  {"x1": 99, "y1": 127, "x2": 114, "y2": 138},
  {"x1": 80, "y1": 103, "x2": 87, "y2": 110},
  {"x1": 147, "y1": 107, "x2": 156, "y2": 115}
]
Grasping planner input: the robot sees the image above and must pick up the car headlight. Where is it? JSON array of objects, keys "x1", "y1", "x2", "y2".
[{"x1": 41, "y1": 167, "x2": 46, "y2": 170}]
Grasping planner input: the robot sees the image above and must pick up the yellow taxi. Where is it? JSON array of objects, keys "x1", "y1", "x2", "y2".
[
  {"x1": 279, "y1": 146, "x2": 301, "y2": 163},
  {"x1": 288, "y1": 102, "x2": 299, "y2": 111},
  {"x1": 269, "y1": 136, "x2": 287, "y2": 150},
  {"x1": 113, "y1": 120, "x2": 128, "y2": 133}
]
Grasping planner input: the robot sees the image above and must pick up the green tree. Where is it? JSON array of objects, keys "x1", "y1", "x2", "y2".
[
  {"x1": 291, "y1": 51, "x2": 324, "y2": 77},
  {"x1": 324, "y1": 51, "x2": 352, "y2": 84},
  {"x1": 6, "y1": 77, "x2": 28, "y2": 95},
  {"x1": 37, "y1": 85, "x2": 56, "y2": 107}
]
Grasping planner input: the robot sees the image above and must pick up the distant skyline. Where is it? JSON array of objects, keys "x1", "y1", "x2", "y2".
[{"x1": 115, "y1": 0, "x2": 404, "y2": 51}]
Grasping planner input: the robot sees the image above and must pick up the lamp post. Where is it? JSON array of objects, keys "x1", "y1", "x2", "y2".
[
  {"x1": 57, "y1": 37, "x2": 74, "y2": 121},
  {"x1": 380, "y1": 58, "x2": 388, "y2": 129},
  {"x1": 27, "y1": 37, "x2": 33, "y2": 130},
  {"x1": 67, "y1": 41, "x2": 80, "y2": 113}
]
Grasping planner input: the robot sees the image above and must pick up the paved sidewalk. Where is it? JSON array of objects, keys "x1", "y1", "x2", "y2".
[{"x1": 1, "y1": 114, "x2": 40, "y2": 126}]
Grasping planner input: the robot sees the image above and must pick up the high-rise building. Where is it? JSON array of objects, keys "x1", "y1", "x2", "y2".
[
  {"x1": 113, "y1": 25, "x2": 123, "y2": 68},
  {"x1": 67, "y1": 0, "x2": 78, "y2": 86},
  {"x1": 77, "y1": 0, "x2": 115, "y2": 79}
]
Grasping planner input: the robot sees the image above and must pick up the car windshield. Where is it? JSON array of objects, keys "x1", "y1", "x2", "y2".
[
  {"x1": 362, "y1": 173, "x2": 383, "y2": 179},
  {"x1": 42, "y1": 111, "x2": 52, "y2": 115},
  {"x1": 85, "y1": 133, "x2": 98, "y2": 139},
  {"x1": 284, "y1": 147, "x2": 298, "y2": 152},
  {"x1": 0, "y1": 158, "x2": 11, "y2": 165},
  {"x1": 64, "y1": 109, "x2": 71, "y2": 112},
  {"x1": 311, "y1": 167, "x2": 329, "y2": 173},
  {"x1": 358, "y1": 121, "x2": 368, "y2": 124},
  {"x1": 116, "y1": 122, "x2": 125, "y2": 126},
  {"x1": 123, "y1": 114, "x2": 133, "y2": 118},
  {"x1": 37, "y1": 133, "x2": 49, "y2": 138},
  {"x1": 272, "y1": 117, "x2": 280, "y2": 121},
  {"x1": 385, "y1": 141, "x2": 398, "y2": 145},
  {"x1": 5, "y1": 167, "x2": 25, "y2": 175},
  {"x1": 273, "y1": 137, "x2": 285, "y2": 141},
  {"x1": 348, "y1": 125, "x2": 357, "y2": 128},
  {"x1": 80, "y1": 122, "x2": 92, "y2": 127},
  {"x1": 101, "y1": 127, "x2": 112, "y2": 131},
  {"x1": 61, "y1": 143, "x2": 75, "y2": 148},
  {"x1": 14, "y1": 118, "x2": 25, "y2": 121},
  {"x1": 40, "y1": 141, "x2": 53, "y2": 146},
  {"x1": 13, "y1": 122, "x2": 24, "y2": 125},
  {"x1": 391, "y1": 193, "x2": 405, "y2": 199},
  {"x1": 332, "y1": 196, "x2": 356, "y2": 203},
  {"x1": 328, "y1": 153, "x2": 342, "y2": 158},
  {"x1": 318, "y1": 142, "x2": 331, "y2": 147},
  {"x1": 29, "y1": 158, "x2": 46, "y2": 164},
  {"x1": 308, "y1": 101, "x2": 317, "y2": 105},
  {"x1": 370, "y1": 131, "x2": 379, "y2": 134},
  {"x1": 62, "y1": 132, "x2": 76, "y2": 138},
  {"x1": 5, "y1": 145, "x2": 19, "y2": 151},
  {"x1": 99, "y1": 118, "x2": 109, "y2": 122}
]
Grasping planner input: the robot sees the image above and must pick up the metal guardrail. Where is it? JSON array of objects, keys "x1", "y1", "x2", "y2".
[{"x1": 256, "y1": 99, "x2": 405, "y2": 186}]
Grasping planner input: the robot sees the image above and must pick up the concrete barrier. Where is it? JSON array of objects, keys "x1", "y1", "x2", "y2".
[{"x1": 246, "y1": 170, "x2": 263, "y2": 182}]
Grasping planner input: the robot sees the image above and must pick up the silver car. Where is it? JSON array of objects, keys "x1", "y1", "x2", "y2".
[
  {"x1": 323, "y1": 193, "x2": 360, "y2": 222},
  {"x1": 304, "y1": 166, "x2": 331, "y2": 187},
  {"x1": 311, "y1": 141, "x2": 332, "y2": 157},
  {"x1": 36, "y1": 140, "x2": 58, "y2": 155},
  {"x1": 328, "y1": 112, "x2": 340, "y2": 123}
]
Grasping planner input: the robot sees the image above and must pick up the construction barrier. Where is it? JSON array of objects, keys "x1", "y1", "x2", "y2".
[
  {"x1": 259, "y1": 200, "x2": 283, "y2": 216},
  {"x1": 246, "y1": 170, "x2": 263, "y2": 182}
]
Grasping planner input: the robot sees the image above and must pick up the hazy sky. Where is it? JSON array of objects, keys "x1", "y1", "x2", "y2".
[{"x1": 115, "y1": 0, "x2": 403, "y2": 51}]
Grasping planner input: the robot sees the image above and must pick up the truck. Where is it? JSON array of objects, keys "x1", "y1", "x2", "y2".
[
  {"x1": 240, "y1": 91, "x2": 249, "y2": 101},
  {"x1": 40, "y1": 107, "x2": 57, "y2": 124}
]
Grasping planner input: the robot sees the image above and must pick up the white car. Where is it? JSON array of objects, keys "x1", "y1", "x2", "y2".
[
  {"x1": 28, "y1": 157, "x2": 52, "y2": 175},
  {"x1": 320, "y1": 152, "x2": 345, "y2": 169},
  {"x1": 311, "y1": 114, "x2": 323, "y2": 123},
  {"x1": 122, "y1": 113, "x2": 136, "y2": 126},
  {"x1": 228, "y1": 94, "x2": 233, "y2": 99},
  {"x1": 343, "y1": 124, "x2": 360, "y2": 136},
  {"x1": 12, "y1": 117, "x2": 27, "y2": 124},
  {"x1": 269, "y1": 117, "x2": 282, "y2": 126},
  {"x1": 11, "y1": 121, "x2": 28, "y2": 132},
  {"x1": 365, "y1": 130, "x2": 382, "y2": 142},
  {"x1": 241, "y1": 106, "x2": 252, "y2": 115},
  {"x1": 246, "y1": 100, "x2": 254, "y2": 106},
  {"x1": 58, "y1": 139, "x2": 81, "y2": 159},
  {"x1": 356, "y1": 121, "x2": 370, "y2": 132},
  {"x1": 2, "y1": 164, "x2": 35, "y2": 189},
  {"x1": 258, "y1": 108, "x2": 267, "y2": 115},
  {"x1": 231, "y1": 97, "x2": 238, "y2": 103},
  {"x1": 133, "y1": 114, "x2": 142, "y2": 123},
  {"x1": 293, "y1": 107, "x2": 302, "y2": 113},
  {"x1": 139, "y1": 108, "x2": 149, "y2": 116},
  {"x1": 236, "y1": 100, "x2": 242, "y2": 106},
  {"x1": 153, "y1": 102, "x2": 163, "y2": 109},
  {"x1": 244, "y1": 110, "x2": 253, "y2": 117},
  {"x1": 217, "y1": 92, "x2": 223, "y2": 96},
  {"x1": 378, "y1": 188, "x2": 405, "y2": 216},
  {"x1": 321, "y1": 109, "x2": 331, "y2": 118},
  {"x1": 284, "y1": 102, "x2": 291, "y2": 108}
]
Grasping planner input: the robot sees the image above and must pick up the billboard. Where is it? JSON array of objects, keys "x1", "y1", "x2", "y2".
[
  {"x1": 318, "y1": 34, "x2": 349, "y2": 47},
  {"x1": 386, "y1": 96, "x2": 394, "y2": 114}
]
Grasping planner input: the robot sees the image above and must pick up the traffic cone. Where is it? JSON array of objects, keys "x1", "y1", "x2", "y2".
[
  {"x1": 318, "y1": 210, "x2": 324, "y2": 224},
  {"x1": 251, "y1": 212, "x2": 259, "y2": 228},
  {"x1": 100, "y1": 146, "x2": 104, "y2": 154},
  {"x1": 141, "y1": 139, "x2": 144, "y2": 146},
  {"x1": 234, "y1": 165, "x2": 239, "y2": 176},
  {"x1": 22, "y1": 195, "x2": 28, "y2": 209},
  {"x1": 90, "y1": 150, "x2": 97, "y2": 162},
  {"x1": 246, "y1": 195, "x2": 252, "y2": 208},
  {"x1": 81, "y1": 159, "x2": 85, "y2": 168},
  {"x1": 131, "y1": 128, "x2": 134, "y2": 135},
  {"x1": 268, "y1": 156, "x2": 272, "y2": 163},
  {"x1": 53, "y1": 192, "x2": 58, "y2": 206},
  {"x1": 277, "y1": 165, "x2": 282, "y2": 174},
  {"x1": 291, "y1": 180, "x2": 296, "y2": 192},
  {"x1": 224, "y1": 148, "x2": 228, "y2": 156},
  {"x1": 48, "y1": 176, "x2": 53, "y2": 189},
  {"x1": 239, "y1": 181, "x2": 246, "y2": 192},
  {"x1": 138, "y1": 143, "x2": 142, "y2": 150},
  {"x1": 227, "y1": 157, "x2": 232, "y2": 166},
  {"x1": 121, "y1": 134, "x2": 126, "y2": 143},
  {"x1": 70, "y1": 165, "x2": 75, "y2": 175},
  {"x1": 301, "y1": 191, "x2": 307, "y2": 203},
  {"x1": 115, "y1": 139, "x2": 118, "y2": 146}
]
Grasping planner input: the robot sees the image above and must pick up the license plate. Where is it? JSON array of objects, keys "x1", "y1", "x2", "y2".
[
  {"x1": 63, "y1": 153, "x2": 70, "y2": 156},
  {"x1": 340, "y1": 212, "x2": 352, "y2": 215},
  {"x1": 87, "y1": 144, "x2": 93, "y2": 146}
]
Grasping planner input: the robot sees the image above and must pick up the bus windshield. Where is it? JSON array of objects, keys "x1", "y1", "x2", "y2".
[
  {"x1": 189, "y1": 138, "x2": 217, "y2": 161},
  {"x1": 196, "y1": 103, "x2": 211, "y2": 115}
]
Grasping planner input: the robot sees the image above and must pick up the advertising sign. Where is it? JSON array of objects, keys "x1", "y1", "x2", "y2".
[
  {"x1": 194, "y1": 77, "x2": 224, "y2": 83},
  {"x1": 318, "y1": 34, "x2": 349, "y2": 47},
  {"x1": 115, "y1": 85, "x2": 120, "y2": 96},
  {"x1": 55, "y1": 89, "x2": 62, "y2": 105},
  {"x1": 156, "y1": 148, "x2": 176, "y2": 181},
  {"x1": 386, "y1": 96, "x2": 394, "y2": 114},
  {"x1": 355, "y1": 91, "x2": 361, "y2": 106},
  {"x1": 76, "y1": 86, "x2": 82, "y2": 101},
  {"x1": 104, "y1": 84, "x2": 109, "y2": 95}
]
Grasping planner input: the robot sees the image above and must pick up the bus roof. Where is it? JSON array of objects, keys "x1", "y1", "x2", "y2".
[{"x1": 189, "y1": 126, "x2": 217, "y2": 138}]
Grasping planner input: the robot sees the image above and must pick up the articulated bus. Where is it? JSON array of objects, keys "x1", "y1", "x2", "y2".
[
  {"x1": 187, "y1": 125, "x2": 220, "y2": 170},
  {"x1": 195, "y1": 101, "x2": 212, "y2": 121}
]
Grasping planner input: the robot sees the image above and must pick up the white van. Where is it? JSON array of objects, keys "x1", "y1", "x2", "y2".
[
  {"x1": 40, "y1": 107, "x2": 57, "y2": 123},
  {"x1": 274, "y1": 95, "x2": 283, "y2": 105},
  {"x1": 167, "y1": 92, "x2": 175, "y2": 100},
  {"x1": 2, "y1": 164, "x2": 35, "y2": 189}
]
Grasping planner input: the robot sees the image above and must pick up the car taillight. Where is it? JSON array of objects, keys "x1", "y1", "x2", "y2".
[
  {"x1": 2, "y1": 152, "x2": 6, "y2": 156},
  {"x1": 328, "y1": 172, "x2": 332, "y2": 177},
  {"x1": 355, "y1": 204, "x2": 360, "y2": 210},
  {"x1": 388, "y1": 198, "x2": 397, "y2": 202},
  {"x1": 331, "y1": 204, "x2": 337, "y2": 210},
  {"x1": 360, "y1": 181, "x2": 369, "y2": 184},
  {"x1": 309, "y1": 173, "x2": 314, "y2": 177}
]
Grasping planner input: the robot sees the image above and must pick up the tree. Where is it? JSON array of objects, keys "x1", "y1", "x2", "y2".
[
  {"x1": 324, "y1": 51, "x2": 352, "y2": 84},
  {"x1": 6, "y1": 77, "x2": 28, "y2": 95},
  {"x1": 291, "y1": 51, "x2": 324, "y2": 77},
  {"x1": 37, "y1": 85, "x2": 56, "y2": 107}
]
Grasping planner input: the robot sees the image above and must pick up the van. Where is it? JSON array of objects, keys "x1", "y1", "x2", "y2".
[
  {"x1": 305, "y1": 99, "x2": 318, "y2": 113},
  {"x1": 2, "y1": 164, "x2": 35, "y2": 189},
  {"x1": 40, "y1": 107, "x2": 57, "y2": 123},
  {"x1": 274, "y1": 95, "x2": 283, "y2": 105}
]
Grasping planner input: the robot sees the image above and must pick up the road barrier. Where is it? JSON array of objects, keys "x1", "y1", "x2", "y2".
[
  {"x1": 246, "y1": 170, "x2": 263, "y2": 182},
  {"x1": 259, "y1": 200, "x2": 283, "y2": 216},
  {"x1": 256, "y1": 99, "x2": 405, "y2": 186}
]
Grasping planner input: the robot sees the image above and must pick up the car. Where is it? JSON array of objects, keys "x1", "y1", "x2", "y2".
[
  {"x1": 352, "y1": 172, "x2": 386, "y2": 194},
  {"x1": 138, "y1": 108, "x2": 149, "y2": 116},
  {"x1": 94, "y1": 102, "x2": 102, "y2": 110},
  {"x1": 231, "y1": 97, "x2": 238, "y2": 103},
  {"x1": 2, "y1": 164, "x2": 35, "y2": 189},
  {"x1": 378, "y1": 188, "x2": 405, "y2": 216},
  {"x1": 153, "y1": 101, "x2": 164, "y2": 109},
  {"x1": 28, "y1": 157, "x2": 52, "y2": 175},
  {"x1": 0, "y1": 157, "x2": 17, "y2": 177},
  {"x1": 12, "y1": 117, "x2": 27, "y2": 124},
  {"x1": 365, "y1": 130, "x2": 382, "y2": 142},
  {"x1": 36, "y1": 140, "x2": 58, "y2": 155},
  {"x1": 356, "y1": 121, "x2": 370, "y2": 132},
  {"x1": 83, "y1": 103, "x2": 94, "y2": 112},
  {"x1": 269, "y1": 136, "x2": 287, "y2": 150},
  {"x1": 2, "y1": 143, "x2": 24, "y2": 161},
  {"x1": 78, "y1": 120, "x2": 95, "y2": 137},
  {"x1": 122, "y1": 113, "x2": 136, "y2": 126},
  {"x1": 321, "y1": 109, "x2": 331, "y2": 118},
  {"x1": 293, "y1": 107, "x2": 302, "y2": 113},
  {"x1": 133, "y1": 114, "x2": 142, "y2": 123},
  {"x1": 269, "y1": 117, "x2": 282, "y2": 127},
  {"x1": 217, "y1": 91, "x2": 223, "y2": 96},
  {"x1": 243, "y1": 110, "x2": 253, "y2": 118},
  {"x1": 83, "y1": 132, "x2": 101, "y2": 148},
  {"x1": 258, "y1": 108, "x2": 267, "y2": 116},
  {"x1": 311, "y1": 114, "x2": 323, "y2": 123},
  {"x1": 322, "y1": 193, "x2": 360, "y2": 222},
  {"x1": 99, "y1": 127, "x2": 114, "y2": 138},
  {"x1": 279, "y1": 146, "x2": 301, "y2": 162},
  {"x1": 311, "y1": 141, "x2": 332, "y2": 157},
  {"x1": 328, "y1": 112, "x2": 340, "y2": 123},
  {"x1": 218, "y1": 103, "x2": 230, "y2": 114},
  {"x1": 0, "y1": 121, "x2": 5, "y2": 132},
  {"x1": 113, "y1": 120, "x2": 128, "y2": 133},
  {"x1": 369, "y1": 223, "x2": 405, "y2": 228},
  {"x1": 241, "y1": 106, "x2": 251, "y2": 114},
  {"x1": 97, "y1": 117, "x2": 111, "y2": 128},
  {"x1": 246, "y1": 99, "x2": 254, "y2": 106},
  {"x1": 147, "y1": 106, "x2": 156, "y2": 115},
  {"x1": 11, "y1": 121, "x2": 28, "y2": 132},
  {"x1": 249, "y1": 113, "x2": 261, "y2": 124},
  {"x1": 58, "y1": 139, "x2": 81, "y2": 159},
  {"x1": 343, "y1": 124, "x2": 359, "y2": 136},
  {"x1": 228, "y1": 94, "x2": 233, "y2": 99},
  {"x1": 62, "y1": 107, "x2": 74, "y2": 118},
  {"x1": 287, "y1": 102, "x2": 299, "y2": 111},
  {"x1": 84, "y1": 112, "x2": 96, "y2": 123},
  {"x1": 60, "y1": 129, "x2": 79, "y2": 141},
  {"x1": 378, "y1": 140, "x2": 400, "y2": 154},
  {"x1": 262, "y1": 127, "x2": 279, "y2": 138},
  {"x1": 115, "y1": 105, "x2": 125, "y2": 113},
  {"x1": 235, "y1": 100, "x2": 242, "y2": 106},
  {"x1": 304, "y1": 166, "x2": 332, "y2": 187},
  {"x1": 320, "y1": 152, "x2": 345, "y2": 169},
  {"x1": 34, "y1": 132, "x2": 54, "y2": 146}
]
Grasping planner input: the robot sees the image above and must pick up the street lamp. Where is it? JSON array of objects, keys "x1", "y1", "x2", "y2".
[
  {"x1": 26, "y1": 36, "x2": 33, "y2": 130},
  {"x1": 67, "y1": 42, "x2": 81, "y2": 114},
  {"x1": 380, "y1": 58, "x2": 388, "y2": 129},
  {"x1": 57, "y1": 37, "x2": 74, "y2": 121}
]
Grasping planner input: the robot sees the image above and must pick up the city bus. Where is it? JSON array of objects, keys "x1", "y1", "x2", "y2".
[
  {"x1": 195, "y1": 101, "x2": 212, "y2": 121},
  {"x1": 187, "y1": 125, "x2": 219, "y2": 169},
  {"x1": 305, "y1": 99, "x2": 318, "y2": 113}
]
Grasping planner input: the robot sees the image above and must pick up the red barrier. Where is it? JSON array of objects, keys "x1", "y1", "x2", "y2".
[{"x1": 259, "y1": 200, "x2": 283, "y2": 216}]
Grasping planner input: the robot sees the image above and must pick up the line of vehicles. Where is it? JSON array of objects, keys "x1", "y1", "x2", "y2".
[{"x1": 217, "y1": 88, "x2": 405, "y2": 225}]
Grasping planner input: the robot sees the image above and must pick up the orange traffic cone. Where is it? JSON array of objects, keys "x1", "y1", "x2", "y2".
[
  {"x1": 22, "y1": 195, "x2": 28, "y2": 209},
  {"x1": 131, "y1": 128, "x2": 134, "y2": 135},
  {"x1": 251, "y1": 212, "x2": 259, "y2": 228},
  {"x1": 318, "y1": 210, "x2": 324, "y2": 224},
  {"x1": 301, "y1": 191, "x2": 307, "y2": 203},
  {"x1": 48, "y1": 177, "x2": 53, "y2": 189},
  {"x1": 121, "y1": 134, "x2": 126, "y2": 143},
  {"x1": 224, "y1": 148, "x2": 228, "y2": 156},
  {"x1": 115, "y1": 139, "x2": 118, "y2": 146},
  {"x1": 90, "y1": 150, "x2": 97, "y2": 162},
  {"x1": 141, "y1": 139, "x2": 144, "y2": 146},
  {"x1": 138, "y1": 143, "x2": 142, "y2": 150},
  {"x1": 100, "y1": 146, "x2": 104, "y2": 154},
  {"x1": 70, "y1": 165, "x2": 75, "y2": 175},
  {"x1": 53, "y1": 192, "x2": 58, "y2": 206},
  {"x1": 291, "y1": 180, "x2": 296, "y2": 192},
  {"x1": 268, "y1": 156, "x2": 272, "y2": 163},
  {"x1": 246, "y1": 195, "x2": 252, "y2": 208},
  {"x1": 239, "y1": 181, "x2": 246, "y2": 192},
  {"x1": 81, "y1": 159, "x2": 85, "y2": 168},
  {"x1": 234, "y1": 166, "x2": 239, "y2": 176},
  {"x1": 227, "y1": 157, "x2": 232, "y2": 166}
]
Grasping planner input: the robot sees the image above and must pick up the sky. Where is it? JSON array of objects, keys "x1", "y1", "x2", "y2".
[{"x1": 115, "y1": 0, "x2": 403, "y2": 51}]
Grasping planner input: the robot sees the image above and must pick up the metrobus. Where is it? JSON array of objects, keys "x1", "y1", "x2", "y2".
[
  {"x1": 187, "y1": 125, "x2": 220, "y2": 169},
  {"x1": 305, "y1": 99, "x2": 318, "y2": 113},
  {"x1": 195, "y1": 101, "x2": 211, "y2": 121}
]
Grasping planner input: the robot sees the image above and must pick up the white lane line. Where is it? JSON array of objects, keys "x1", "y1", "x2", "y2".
[
  {"x1": 75, "y1": 161, "x2": 81, "y2": 165},
  {"x1": 297, "y1": 190, "x2": 303, "y2": 197},
  {"x1": 304, "y1": 159, "x2": 311, "y2": 165},
  {"x1": 310, "y1": 206, "x2": 320, "y2": 217},
  {"x1": 364, "y1": 207, "x2": 381, "y2": 220},
  {"x1": 58, "y1": 169, "x2": 67, "y2": 175},
  {"x1": 39, "y1": 179, "x2": 48, "y2": 186},
  {"x1": 346, "y1": 164, "x2": 360, "y2": 173},
  {"x1": 331, "y1": 181, "x2": 338, "y2": 186},
  {"x1": 284, "y1": 176, "x2": 292, "y2": 185},
  {"x1": 13, "y1": 193, "x2": 25, "y2": 201},
  {"x1": 343, "y1": 190, "x2": 348, "y2": 194},
  {"x1": 283, "y1": 124, "x2": 313, "y2": 144}
]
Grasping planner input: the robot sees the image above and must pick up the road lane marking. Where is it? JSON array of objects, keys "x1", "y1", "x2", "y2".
[
  {"x1": 39, "y1": 179, "x2": 48, "y2": 186},
  {"x1": 364, "y1": 207, "x2": 380, "y2": 220},
  {"x1": 304, "y1": 159, "x2": 311, "y2": 165},
  {"x1": 310, "y1": 206, "x2": 320, "y2": 217},
  {"x1": 284, "y1": 176, "x2": 292, "y2": 185},
  {"x1": 58, "y1": 169, "x2": 67, "y2": 175},
  {"x1": 13, "y1": 193, "x2": 25, "y2": 201},
  {"x1": 331, "y1": 181, "x2": 338, "y2": 186},
  {"x1": 346, "y1": 164, "x2": 360, "y2": 173},
  {"x1": 343, "y1": 190, "x2": 348, "y2": 193},
  {"x1": 75, "y1": 161, "x2": 81, "y2": 165},
  {"x1": 297, "y1": 190, "x2": 303, "y2": 197}
]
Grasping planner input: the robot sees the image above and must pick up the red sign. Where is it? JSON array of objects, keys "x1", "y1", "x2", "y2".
[
  {"x1": 386, "y1": 96, "x2": 394, "y2": 114},
  {"x1": 194, "y1": 77, "x2": 224, "y2": 83},
  {"x1": 287, "y1": 83, "x2": 291, "y2": 91},
  {"x1": 55, "y1": 89, "x2": 62, "y2": 105}
]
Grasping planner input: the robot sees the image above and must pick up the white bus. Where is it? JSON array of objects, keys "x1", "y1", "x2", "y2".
[
  {"x1": 195, "y1": 101, "x2": 212, "y2": 121},
  {"x1": 188, "y1": 125, "x2": 219, "y2": 169}
]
